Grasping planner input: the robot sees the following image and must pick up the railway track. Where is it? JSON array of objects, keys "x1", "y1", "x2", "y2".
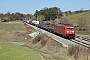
[
  {"x1": 76, "y1": 35, "x2": 90, "y2": 42},
  {"x1": 68, "y1": 35, "x2": 90, "y2": 48},
  {"x1": 56, "y1": 34, "x2": 90, "y2": 48},
  {"x1": 53, "y1": 33, "x2": 90, "y2": 48},
  {"x1": 69, "y1": 39, "x2": 89, "y2": 48}
]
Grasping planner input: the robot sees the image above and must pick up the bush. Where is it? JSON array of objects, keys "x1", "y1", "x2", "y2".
[
  {"x1": 32, "y1": 36, "x2": 42, "y2": 44},
  {"x1": 68, "y1": 45, "x2": 74, "y2": 56},
  {"x1": 41, "y1": 39, "x2": 47, "y2": 47}
]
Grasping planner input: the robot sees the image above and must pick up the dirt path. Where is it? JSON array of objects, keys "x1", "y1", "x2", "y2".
[
  {"x1": 10, "y1": 42, "x2": 25, "y2": 45},
  {"x1": 39, "y1": 54, "x2": 45, "y2": 60}
]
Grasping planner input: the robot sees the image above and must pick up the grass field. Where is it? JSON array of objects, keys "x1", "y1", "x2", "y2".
[
  {"x1": 0, "y1": 22, "x2": 42, "y2": 60},
  {"x1": 0, "y1": 42, "x2": 41, "y2": 60},
  {"x1": 0, "y1": 22, "x2": 25, "y2": 31},
  {"x1": 0, "y1": 21, "x2": 32, "y2": 42}
]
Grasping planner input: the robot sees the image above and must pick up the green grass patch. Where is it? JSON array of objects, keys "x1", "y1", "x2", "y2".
[
  {"x1": 0, "y1": 22, "x2": 27, "y2": 42},
  {"x1": 0, "y1": 22, "x2": 25, "y2": 31},
  {"x1": 0, "y1": 42, "x2": 41, "y2": 60},
  {"x1": 76, "y1": 31, "x2": 90, "y2": 35}
]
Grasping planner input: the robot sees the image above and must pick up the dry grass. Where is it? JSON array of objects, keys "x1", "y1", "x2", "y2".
[
  {"x1": 24, "y1": 23, "x2": 36, "y2": 34},
  {"x1": 0, "y1": 29, "x2": 31, "y2": 42},
  {"x1": 68, "y1": 45, "x2": 90, "y2": 60},
  {"x1": 26, "y1": 33, "x2": 67, "y2": 54},
  {"x1": 0, "y1": 22, "x2": 36, "y2": 42},
  {"x1": 25, "y1": 33, "x2": 74, "y2": 60}
]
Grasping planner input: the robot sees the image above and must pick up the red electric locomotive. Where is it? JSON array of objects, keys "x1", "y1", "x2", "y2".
[{"x1": 54, "y1": 23, "x2": 75, "y2": 39}]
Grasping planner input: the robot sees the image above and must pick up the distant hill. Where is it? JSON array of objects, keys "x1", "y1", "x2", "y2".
[{"x1": 64, "y1": 11, "x2": 90, "y2": 25}]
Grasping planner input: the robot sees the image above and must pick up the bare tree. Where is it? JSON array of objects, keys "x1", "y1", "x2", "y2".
[
  {"x1": 61, "y1": 17, "x2": 68, "y2": 24},
  {"x1": 78, "y1": 18, "x2": 87, "y2": 31},
  {"x1": 31, "y1": 15, "x2": 36, "y2": 20},
  {"x1": 38, "y1": 15, "x2": 45, "y2": 24},
  {"x1": 0, "y1": 13, "x2": 3, "y2": 21}
]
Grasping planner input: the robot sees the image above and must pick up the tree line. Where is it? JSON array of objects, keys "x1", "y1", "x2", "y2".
[
  {"x1": 34, "y1": 7, "x2": 63, "y2": 21},
  {"x1": 0, "y1": 11, "x2": 32, "y2": 22},
  {"x1": 0, "y1": 7, "x2": 89, "y2": 22}
]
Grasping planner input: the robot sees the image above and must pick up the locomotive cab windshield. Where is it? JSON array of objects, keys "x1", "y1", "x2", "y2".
[{"x1": 66, "y1": 27, "x2": 74, "y2": 30}]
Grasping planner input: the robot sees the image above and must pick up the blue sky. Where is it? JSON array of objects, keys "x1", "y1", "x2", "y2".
[{"x1": 0, "y1": 0, "x2": 90, "y2": 14}]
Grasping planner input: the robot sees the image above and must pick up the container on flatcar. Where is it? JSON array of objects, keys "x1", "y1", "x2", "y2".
[{"x1": 32, "y1": 20, "x2": 39, "y2": 24}]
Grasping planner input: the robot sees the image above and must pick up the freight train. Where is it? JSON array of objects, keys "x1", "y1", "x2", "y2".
[{"x1": 25, "y1": 20, "x2": 75, "y2": 39}]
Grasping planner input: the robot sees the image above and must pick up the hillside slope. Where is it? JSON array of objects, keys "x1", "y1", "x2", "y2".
[{"x1": 65, "y1": 11, "x2": 90, "y2": 25}]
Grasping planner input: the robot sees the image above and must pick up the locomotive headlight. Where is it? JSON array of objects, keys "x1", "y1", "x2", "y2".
[
  {"x1": 72, "y1": 31, "x2": 74, "y2": 32},
  {"x1": 67, "y1": 31, "x2": 69, "y2": 33}
]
